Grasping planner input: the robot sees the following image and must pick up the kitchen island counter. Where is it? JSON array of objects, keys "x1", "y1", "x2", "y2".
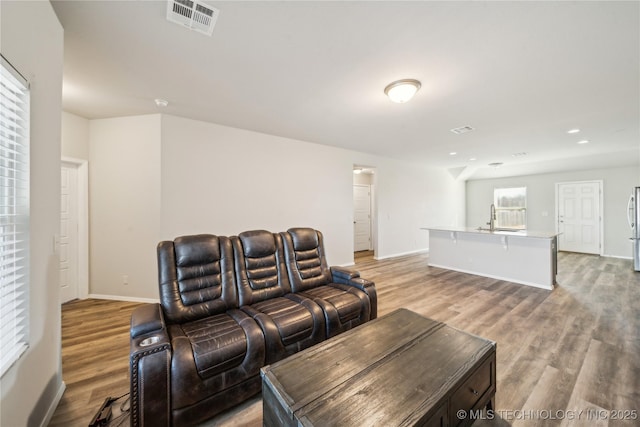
[{"x1": 422, "y1": 227, "x2": 559, "y2": 290}]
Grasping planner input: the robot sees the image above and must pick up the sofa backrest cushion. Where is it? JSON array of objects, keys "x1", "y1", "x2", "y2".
[
  {"x1": 233, "y1": 230, "x2": 291, "y2": 306},
  {"x1": 157, "y1": 234, "x2": 237, "y2": 324},
  {"x1": 282, "y1": 228, "x2": 332, "y2": 293}
]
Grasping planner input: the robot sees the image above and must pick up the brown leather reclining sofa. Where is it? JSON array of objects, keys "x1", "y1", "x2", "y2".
[{"x1": 129, "y1": 227, "x2": 377, "y2": 427}]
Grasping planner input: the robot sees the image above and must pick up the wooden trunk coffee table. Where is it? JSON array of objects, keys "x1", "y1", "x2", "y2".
[{"x1": 261, "y1": 308, "x2": 496, "y2": 427}]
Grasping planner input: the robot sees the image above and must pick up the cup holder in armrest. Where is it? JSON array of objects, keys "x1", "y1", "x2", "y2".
[{"x1": 140, "y1": 336, "x2": 160, "y2": 347}]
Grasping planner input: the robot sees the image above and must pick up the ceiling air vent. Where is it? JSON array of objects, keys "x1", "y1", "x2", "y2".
[
  {"x1": 450, "y1": 126, "x2": 475, "y2": 135},
  {"x1": 166, "y1": 0, "x2": 219, "y2": 36}
]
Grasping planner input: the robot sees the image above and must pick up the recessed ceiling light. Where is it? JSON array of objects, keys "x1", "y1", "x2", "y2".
[
  {"x1": 577, "y1": 140, "x2": 589, "y2": 144},
  {"x1": 469, "y1": 157, "x2": 477, "y2": 161},
  {"x1": 567, "y1": 129, "x2": 580, "y2": 134},
  {"x1": 154, "y1": 98, "x2": 169, "y2": 108},
  {"x1": 384, "y1": 79, "x2": 421, "y2": 103},
  {"x1": 449, "y1": 152, "x2": 457, "y2": 156}
]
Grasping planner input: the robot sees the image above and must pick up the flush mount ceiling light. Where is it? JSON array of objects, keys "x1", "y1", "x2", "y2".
[
  {"x1": 567, "y1": 128, "x2": 581, "y2": 134},
  {"x1": 384, "y1": 79, "x2": 421, "y2": 103}
]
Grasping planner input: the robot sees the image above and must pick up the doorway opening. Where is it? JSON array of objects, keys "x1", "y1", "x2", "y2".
[{"x1": 353, "y1": 165, "x2": 377, "y2": 262}]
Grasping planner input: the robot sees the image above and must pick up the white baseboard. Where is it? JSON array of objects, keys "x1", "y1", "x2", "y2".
[
  {"x1": 40, "y1": 381, "x2": 66, "y2": 427},
  {"x1": 374, "y1": 248, "x2": 428, "y2": 261},
  {"x1": 337, "y1": 262, "x2": 356, "y2": 267},
  {"x1": 87, "y1": 294, "x2": 159, "y2": 304},
  {"x1": 602, "y1": 254, "x2": 633, "y2": 260},
  {"x1": 428, "y1": 262, "x2": 554, "y2": 291}
]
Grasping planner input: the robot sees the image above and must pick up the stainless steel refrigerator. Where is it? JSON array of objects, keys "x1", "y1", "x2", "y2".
[{"x1": 629, "y1": 187, "x2": 640, "y2": 271}]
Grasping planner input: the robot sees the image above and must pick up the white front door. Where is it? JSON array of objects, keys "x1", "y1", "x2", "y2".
[
  {"x1": 353, "y1": 184, "x2": 372, "y2": 251},
  {"x1": 557, "y1": 181, "x2": 602, "y2": 254},
  {"x1": 60, "y1": 163, "x2": 79, "y2": 303}
]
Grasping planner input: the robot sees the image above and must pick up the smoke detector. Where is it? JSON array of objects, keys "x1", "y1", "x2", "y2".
[{"x1": 166, "y1": 0, "x2": 219, "y2": 36}]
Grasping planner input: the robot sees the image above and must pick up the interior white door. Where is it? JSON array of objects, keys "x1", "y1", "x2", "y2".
[
  {"x1": 557, "y1": 181, "x2": 601, "y2": 254},
  {"x1": 60, "y1": 163, "x2": 79, "y2": 303},
  {"x1": 353, "y1": 184, "x2": 372, "y2": 251}
]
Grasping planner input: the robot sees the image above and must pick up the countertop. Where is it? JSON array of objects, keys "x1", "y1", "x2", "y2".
[{"x1": 421, "y1": 226, "x2": 559, "y2": 239}]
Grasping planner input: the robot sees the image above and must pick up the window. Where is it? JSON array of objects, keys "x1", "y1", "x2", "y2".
[
  {"x1": 0, "y1": 55, "x2": 30, "y2": 377},
  {"x1": 494, "y1": 187, "x2": 526, "y2": 230}
]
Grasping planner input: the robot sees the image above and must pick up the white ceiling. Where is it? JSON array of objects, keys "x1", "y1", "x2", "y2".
[{"x1": 51, "y1": 1, "x2": 640, "y2": 180}]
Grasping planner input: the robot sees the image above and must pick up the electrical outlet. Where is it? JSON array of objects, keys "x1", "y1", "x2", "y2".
[{"x1": 123, "y1": 275, "x2": 129, "y2": 286}]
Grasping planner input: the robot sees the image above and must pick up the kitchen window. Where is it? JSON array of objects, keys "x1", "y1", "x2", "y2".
[
  {"x1": 494, "y1": 187, "x2": 527, "y2": 230},
  {"x1": 0, "y1": 55, "x2": 30, "y2": 377}
]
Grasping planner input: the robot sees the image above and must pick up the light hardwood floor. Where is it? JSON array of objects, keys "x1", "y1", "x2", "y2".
[{"x1": 50, "y1": 252, "x2": 640, "y2": 426}]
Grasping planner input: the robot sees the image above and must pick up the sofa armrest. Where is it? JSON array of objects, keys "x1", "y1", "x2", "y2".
[
  {"x1": 330, "y1": 266, "x2": 360, "y2": 281},
  {"x1": 330, "y1": 267, "x2": 377, "y2": 320},
  {"x1": 130, "y1": 304, "x2": 172, "y2": 427},
  {"x1": 131, "y1": 303, "x2": 166, "y2": 339}
]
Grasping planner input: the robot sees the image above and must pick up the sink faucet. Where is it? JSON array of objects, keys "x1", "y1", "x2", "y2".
[{"x1": 487, "y1": 204, "x2": 496, "y2": 231}]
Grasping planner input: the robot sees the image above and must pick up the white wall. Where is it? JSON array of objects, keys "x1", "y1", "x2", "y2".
[
  {"x1": 86, "y1": 113, "x2": 465, "y2": 299},
  {"x1": 466, "y1": 165, "x2": 640, "y2": 258},
  {"x1": 374, "y1": 161, "x2": 465, "y2": 258},
  {"x1": 161, "y1": 115, "x2": 466, "y2": 264},
  {"x1": 0, "y1": 1, "x2": 64, "y2": 426},
  {"x1": 89, "y1": 115, "x2": 161, "y2": 299},
  {"x1": 61, "y1": 111, "x2": 89, "y2": 160},
  {"x1": 160, "y1": 115, "x2": 357, "y2": 264}
]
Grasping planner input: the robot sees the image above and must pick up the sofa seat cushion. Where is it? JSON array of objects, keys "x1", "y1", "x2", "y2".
[
  {"x1": 301, "y1": 285, "x2": 363, "y2": 323},
  {"x1": 178, "y1": 312, "x2": 249, "y2": 379},
  {"x1": 167, "y1": 309, "x2": 265, "y2": 412},
  {"x1": 249, "y1": 296, "x2": 314, "y2": 345}
]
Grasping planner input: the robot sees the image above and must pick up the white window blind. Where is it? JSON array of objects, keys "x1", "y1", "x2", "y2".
[{"x1": 0, "y1": 55, "x2": 30, "y2": 378}]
